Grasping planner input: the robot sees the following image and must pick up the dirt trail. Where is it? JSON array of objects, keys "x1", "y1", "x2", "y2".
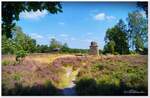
[{"x1": 62, "y1": 67, "x2": 79, "y2": 96}]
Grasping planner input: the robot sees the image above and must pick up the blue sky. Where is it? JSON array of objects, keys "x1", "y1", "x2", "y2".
[{"x1": 17, "y1": 2, "x2": 140, "y2": 49}]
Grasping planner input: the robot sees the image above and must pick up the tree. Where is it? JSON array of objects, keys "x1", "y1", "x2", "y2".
[
  {"x1": 2, "y1": 35, "x2": 17, "y2": 54},
  {"x1": 61, "y1": 43, "x2": 70, "y2": 53},
  {"x1": 134, "y1": 34, "x2": 144, "y2": 52},
  {"x1": 104, "y1": 19, "x2": 129, "y2": 54},
  {"x1": 39, "y1": 45, "x2": 50, "y2": 53},
  {"x1": 2, "y1": 26, "x2": 37, "y2": 54},
  {"x1": 127, "y1": 11, "x2": 148, "y2": 51},
  {"x1": 137, "y1": 2, "x2": 148, "y2": 17},
  {"x1": 13, "y1": 26, "x2": 37, "y2": 53},
  {"x1": 103, "y1": 41, "x2": 115, "y2": 54},
  {"x1": 49, "y1": 38, "x2": 62, "y2": 51},
  {"x1": 2, "y1": 2, "x2": 62, "y2": 38}
]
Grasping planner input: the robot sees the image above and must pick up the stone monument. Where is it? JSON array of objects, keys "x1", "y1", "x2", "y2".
[{"x1": 89, "y1": 41, "x2": 99, "y2": 55}]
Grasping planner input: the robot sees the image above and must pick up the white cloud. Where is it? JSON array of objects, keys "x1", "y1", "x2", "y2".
[
  {"x1": 60, "y1": 34, "x2": 68, "y2": 37},
  {"x1": 94, "y1": 13, "x2": 105, "y2": 20},
  {"x1": 58, "y1": 22, "x2": 65, "y2": 25},
  {"x1": 30, "y1": 33, "x2": 43, "y2": 39},
  {"x1": 20, "y1": 10, "x2": 48, "y2": 20},
  {"x1": 94, "y1": 13, "x2": 116, "y2": 21}
]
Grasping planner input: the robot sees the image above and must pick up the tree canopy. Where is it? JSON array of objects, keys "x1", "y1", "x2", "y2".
[
  {"x1": 127, "y1": 11, "x2": 148, "y2": 52},
  {"x1": 2, "y1": 26, "x2": 37, "y2": 54},
  {"x1": 104, "y1": 19, "x2": 129, "y2": 54},
  {"x1": 2, "y1": 2, "x2": 62, "y2": 38}
]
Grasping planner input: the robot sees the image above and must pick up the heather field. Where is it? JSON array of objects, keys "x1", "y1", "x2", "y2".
[
  {"x1": 1, "y1": 1, "x2": 148, "y2": 96},
  {"x1": 2, "y1": 54, "x2": 148, "y2": 96}
]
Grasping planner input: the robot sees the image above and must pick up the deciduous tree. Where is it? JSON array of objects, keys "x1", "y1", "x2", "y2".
[{"x1": 127, "y1": 11, "x2": 147, "y2": 52}]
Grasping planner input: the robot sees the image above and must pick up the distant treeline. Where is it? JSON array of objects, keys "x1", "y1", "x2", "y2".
[
  {"x1": 2, "y1": 24, "x2": 147, "y2": 55},
  {"x1": 2, "y1": 27, "x2": 89, "y2": 55},
  {"x1": 36, "y1": 44, "x2": 89, "y2": 54}
]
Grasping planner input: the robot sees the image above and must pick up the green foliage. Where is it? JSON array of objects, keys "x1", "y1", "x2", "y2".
[
  {"x1": 135, "y1": 34, "x2": 144, "y2": 53},
  {"x1": 2, "y1": 60, "x2": 18, "y2": 66},
  {"x1": 60, "y1": 43, "x2": 70, "y2": 53},
  {"x1": 91, "y1": 63, "x2": 104, "y2": 71},
  {"x1": 76, "y1": 77, "x2": 98, "y2": 95},
  {"x1": 129, "y1": 50, "x2": 137, "y2": 55},
  {"x1": 76, "y1": 77, "x2": 121, "y2": 95},
  {"x1": 44, "y1": 80, "x2": 52, "y2": 87},
  {"x1": 127, "y1": 11, "x2": 148, "y2": 52},
  {"x1": 76, "y1": 56, "x2": 148, "y2": 95},
  {"x1": 142, "y1": 48, "x2": 148, "y2": 55},
  {"x1": 2, "y1": 82, "x2": 62, "y2": 95},
  {"x1": 13, "y1": 26, "x2": 37, "y2": 53},
  {"x1": 103, "y1": 40, "x2": 115, "y2": 54},
  {"x1": 13, "y1": 73, "x2": 21, "y2": 81},
  {"x1": 99, "y1": 49, "x2": 103, "y2": 54},
  {"x1": 114, "y1": 52, "x2": 119, "y2": 55},
  {"x1": 104, "y1": 19, "x2": 129, "y2": 54},
  {"x1": 16, "y1": 50, "x2": 28, "y2": 62},
  {"x1": 67, "y1": 48, "x2": 88, "y2": 54},
  {"x1": 2, "y1": 61, "x2": 11, "y2": 66},
  {"x1": 2, "y1": 2, "x2": 62, "y2": 38},
  {"x1": 2, "y1": 35, "x2": 17, "y2": 54},
  {"x1": 2, "y1": 26, "x2": 37, "y2": 55},
  {"x1": 49, "y1": 38, "x2": 62, "y2": 51},
  {"x1": 36, "y1": 45, "x2": 50, "y2": 53}
]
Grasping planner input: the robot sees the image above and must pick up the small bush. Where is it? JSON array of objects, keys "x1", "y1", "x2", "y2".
[
  {"x1": 13, "y1": 73, "x2": 21, "y2": 81},
  {"x1": 76, "y1": 77, "x2": 121, "y2": 95},
  {"x1": 2, "y1": 82, "x2": 62, "y2": 95},
  {"x1": 2, "y1": 60, "x2": 17, "y2": 66},
  {"x1": 129, "y1": 51, "x2": 138, "y2": 55},
  {"x1": 2, "y1": 61, "x2": 11, "y2": 66},
  {"x1": 91, "y1": 63, "x2": 104, "y2": 71},
  {"x1": 15, "y1": 50, "x2": 28, "y2": 63},
  {"x1": 114, "y1": 52, "x2": 119, "y2": 55},
  {"x1": 76, "y1": 77, "x2": 98, "y2": 95}
]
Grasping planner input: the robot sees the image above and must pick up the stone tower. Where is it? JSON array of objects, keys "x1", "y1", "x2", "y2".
[{"x1": 89, "y1": 41, "x2": 99, "y2": 55}]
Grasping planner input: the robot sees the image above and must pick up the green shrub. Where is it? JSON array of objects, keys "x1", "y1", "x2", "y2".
[
  {"x1": 44, "y1": 80, "x2": 62, "y2": 95},
  {"x1": 2, "y1": 60, "x2": 11, "y2": 66},
  {"x1": 15, "y1": 50, "x2": 28, "y2": 62},
  {"x1": 76, "y1": 77, "x2": 121, "y2": 95},
  {"x1": 91, "y1": 63, "x2": 104, "y2": 71},
  {"x1": 13, "y1": 73, "x2": 21, "y2": 81},
  {"x1": 2, "y1": 60, "x2": 17, "y2": 66},
  {"x1": 97, "y1": 82, "x2": 121, "y2": 95},
  {"x1": 129, "y1": 51, "x2": 138, "y2": 55},
  {"x1": 114, "y1": 52, "x2": 119, "y2": 55},
  {"x1": 76, "y1": 77, "x2": 98, "y2": 95}
]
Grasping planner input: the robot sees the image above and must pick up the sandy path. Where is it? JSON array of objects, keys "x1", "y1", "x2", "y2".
[{"x1": 62, "y1": 68, "x2": 80, "y2": 96}]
